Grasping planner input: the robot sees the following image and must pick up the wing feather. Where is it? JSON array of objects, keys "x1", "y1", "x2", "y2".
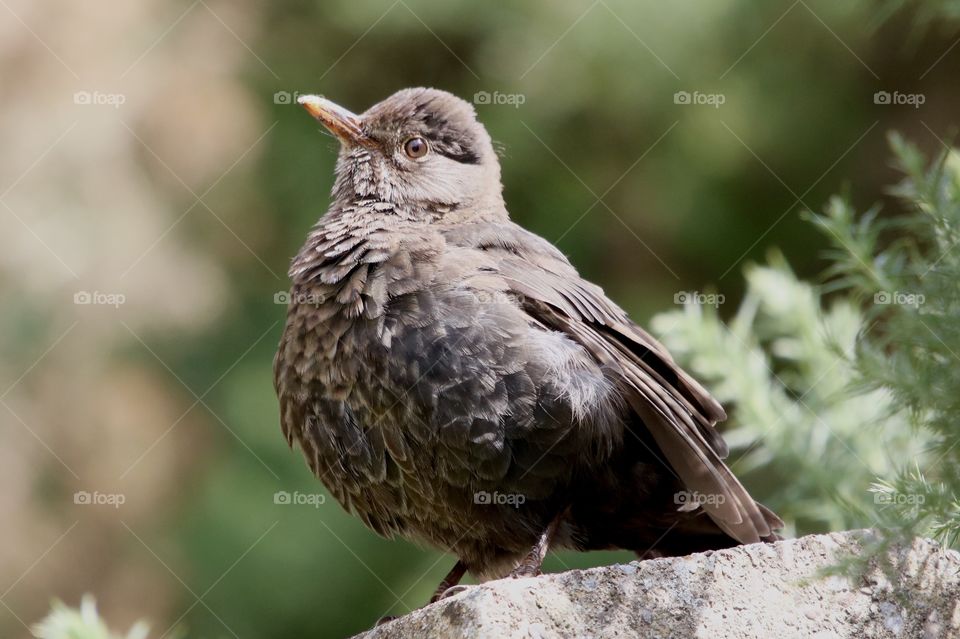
[{"x1": 443, "y1": 222, "x2": 782, "y2": 543}]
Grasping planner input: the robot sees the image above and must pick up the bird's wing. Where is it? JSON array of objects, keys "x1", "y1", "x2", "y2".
[{"x1": 442, "y1": 221, "x2": 781, "y2": 544}]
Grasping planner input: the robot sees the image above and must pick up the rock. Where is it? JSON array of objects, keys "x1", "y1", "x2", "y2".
[{"x1": 355, "y1": 531, "x2": 960, "y2": 639}]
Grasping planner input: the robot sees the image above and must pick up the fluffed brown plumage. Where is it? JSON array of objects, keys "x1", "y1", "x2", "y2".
[{"x1": 274, "y1": 88, "x2": 782, "y2": 591}]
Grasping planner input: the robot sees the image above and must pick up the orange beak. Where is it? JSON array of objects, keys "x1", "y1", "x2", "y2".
[{"x1": 297, "y1": 94, "x2": 374, "y2": 147}]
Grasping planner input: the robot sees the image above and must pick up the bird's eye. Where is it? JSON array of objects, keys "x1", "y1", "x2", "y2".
[{"x1": 403, "y1": 137, "x2": 429, "y2": 159}]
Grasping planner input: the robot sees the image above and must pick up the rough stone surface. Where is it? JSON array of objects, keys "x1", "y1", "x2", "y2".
[{"x1": 356, "y1": 531, "x2": 960, "y2": 639}]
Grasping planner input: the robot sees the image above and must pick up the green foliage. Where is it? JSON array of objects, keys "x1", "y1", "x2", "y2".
[
  {"x1": 652, "y1": 256, "x2": 927, "y2": 536},
  {"x1": 878, "y1": 0, "x2": 960, "y2": 30},
  {"x1": 32, "y1": 598, "x2": 149, "y2": 639},
  {"x1": 652, "y1": 136, "x2": 960, "y2": 549},
  {"x1": 815, "y1": 135, "x2": 960, "y2": 548}
]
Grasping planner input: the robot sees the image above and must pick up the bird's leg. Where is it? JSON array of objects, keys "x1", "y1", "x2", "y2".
[
  {"x1": 509, "y1": 508, "x2": 567, "y2": 578},
  {"x1": 429, "y1": 560, "x2": 468, "y2": 603}
]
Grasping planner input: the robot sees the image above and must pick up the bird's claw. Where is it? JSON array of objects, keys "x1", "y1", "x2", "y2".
[
  {"x1": 435, "y1": 584, "x2": 471, "y2": 601},
  {"x1": 508, "y1": 562, "x2": 543, "y2": 579}
]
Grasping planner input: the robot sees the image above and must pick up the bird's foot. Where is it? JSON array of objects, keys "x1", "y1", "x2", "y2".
[
  {"x1": 429, "y1": 560, "x2": 468, "y2": 603},
  {"x1": 508, "y1": 507, "x2": 568, "y2": 579},
  {"x1": 375, "y1": 583, "x2": 469, "y2": 627},
  {"x1": 508, "y1": 553, "x2": 544, "y2": 579},
  {"x1": 433, "y1": 584, "x2": 471, "y2": 601}
]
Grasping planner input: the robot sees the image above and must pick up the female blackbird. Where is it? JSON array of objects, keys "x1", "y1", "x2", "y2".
[{"x1": 274, "y1": 88, "x2": 782, "y2": 604}]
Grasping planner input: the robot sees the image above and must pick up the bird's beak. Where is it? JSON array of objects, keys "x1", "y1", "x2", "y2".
[{"x1": 297, "y1": 94, "x2": 373, "y2": 147}]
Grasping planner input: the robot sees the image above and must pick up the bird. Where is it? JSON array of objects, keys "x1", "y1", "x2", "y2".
[{"x1": 274, "y1": 87, "x2": 782, "y2": 608}]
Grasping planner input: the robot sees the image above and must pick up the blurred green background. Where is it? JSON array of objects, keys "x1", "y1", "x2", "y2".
[{"x1": 1, "y1": 1, "x2": 957, "y2": 637}]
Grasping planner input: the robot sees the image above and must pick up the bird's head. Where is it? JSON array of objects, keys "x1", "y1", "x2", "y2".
[{"x1": 298, "y1": 88, "x2": 505, "y2": 221}]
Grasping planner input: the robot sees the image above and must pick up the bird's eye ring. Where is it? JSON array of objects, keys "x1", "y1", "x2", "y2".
[{"x1": 403, "y1": 137, "x2": 429, "y2": 159}]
